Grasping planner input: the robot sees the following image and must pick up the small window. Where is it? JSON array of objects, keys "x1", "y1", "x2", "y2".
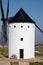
[
  {"x1": 28, "y1": 25, "x2": 29, "y2": 28},
  {"x1": 21, "y1": 25, "x2": 23, "y2": 28},
  {"x1": 14, "y1": 25, "x2": 16, "y2": 28},
  {"x1": 20, "y1": 38, "x2": 23, "y2": 41}
]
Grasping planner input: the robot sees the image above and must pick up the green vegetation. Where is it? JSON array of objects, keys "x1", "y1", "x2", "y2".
[
  {"x1": 30, "y1": 62, "x2": 43, "y2": 65},
  {"x1": 35, "y1": 52, "x2": 43, "y2": 56},
  {"x1": 0, "y1": 48, "x2": 2, "y2": 54},
  {"x1": 10, "y1": 62, "x2": 19, "y2": 65},
  {"x1": 0, "y1": 47, "x2": 8, "y2": 56}
]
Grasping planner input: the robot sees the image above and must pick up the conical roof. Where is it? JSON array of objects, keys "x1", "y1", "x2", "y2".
[{"x1": 9, "y1": 8, "x2": 35, "y2": 24}]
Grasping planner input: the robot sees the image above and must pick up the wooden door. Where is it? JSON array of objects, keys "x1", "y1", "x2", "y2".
[{"x1": 20, "y1": 49, "x2": 24, "y2": 58}]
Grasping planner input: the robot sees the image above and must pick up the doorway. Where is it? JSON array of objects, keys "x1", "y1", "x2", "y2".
[{"x1": 20, "y1": 49, "x2": 24, "y2": 58}]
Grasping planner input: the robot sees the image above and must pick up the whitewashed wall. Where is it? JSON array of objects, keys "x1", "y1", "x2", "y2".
[{"x1": 8, "y1": 23, "x2": 35, "y2": 59}]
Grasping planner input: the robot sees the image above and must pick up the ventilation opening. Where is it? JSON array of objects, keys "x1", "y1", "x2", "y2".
[
  {"x1": 20, "y1": 38, "x2": 23, "y2": 41},
  {"x1": 28, "y1": 25, "x2": 29, "y2": 28},
  {"x1": 21, "y1": 25, "x2": 23, "y2": 28},
  {"x1": 14, "y1": 25, "x2": 16, "y2": 28}
]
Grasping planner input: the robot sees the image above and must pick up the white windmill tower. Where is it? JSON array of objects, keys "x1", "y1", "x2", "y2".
[{"x1": 8, "y1": 8, "x2": 43, "y2": 59}]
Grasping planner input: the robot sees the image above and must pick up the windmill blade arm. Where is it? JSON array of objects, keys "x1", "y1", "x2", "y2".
[
  {"x1": 0, "y1": 0, "x2": 1, "y2": 7},
  {"x1": 2, "y1": 23, "x2": 7, "y2": 42},
  {"x1": 6, "y1": 0, "x2": 9, "y2": 18},
  {"x1": 35, "y1": 24, "x2": 43, "y2": 33},
  {"x1": 1, "y1": 0, "x2": 7, "y2": 42},
  {"x1": 1, "y1": 0, "x2": 4, "y2": 19}
]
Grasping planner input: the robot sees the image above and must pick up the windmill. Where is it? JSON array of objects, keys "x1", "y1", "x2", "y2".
[{"x1": 0, "y1": 0, "x2": 9, "y2": 43}]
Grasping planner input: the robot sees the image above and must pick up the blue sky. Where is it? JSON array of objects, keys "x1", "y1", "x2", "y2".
[{"x1": 0, "y1": 0, "x2": 43, "y2": 44}]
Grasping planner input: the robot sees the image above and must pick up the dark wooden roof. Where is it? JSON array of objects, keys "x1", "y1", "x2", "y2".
[{"x1": 9, "y1": 8, "x2": 35, "y2": 24}]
